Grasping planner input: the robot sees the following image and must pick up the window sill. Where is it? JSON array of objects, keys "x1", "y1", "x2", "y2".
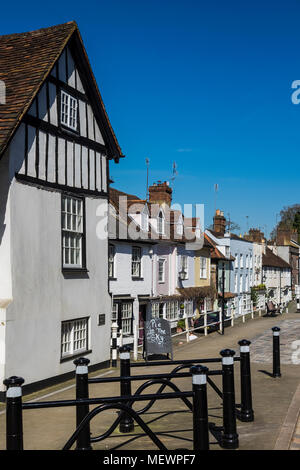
[
  {"x1": 60, "y1": 349, "x2": 92, "y2": 364},
  {"x1": 62, "y1": 267, "x2": 89, "y2": 274},
  {"x1": 132, "y1": 277, "x2": 144, "y2": 281},
  {"x1": 59, "y1": 124, "x2": 80, "y2": 137},
  {"x1": 109, "y1": 277, "x2": 118, "y2": 281}
]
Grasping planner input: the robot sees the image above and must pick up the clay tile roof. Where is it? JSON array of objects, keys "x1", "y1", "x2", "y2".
[
  {"x1": 0, "y1": 22, "x2": 123, "y2": 160},
  {"x1": 262, "y1": 247, "x2": 291, "y2": 269},
  {"x1": 205, "y1": 233, "x2": 230, "y2": 260}
]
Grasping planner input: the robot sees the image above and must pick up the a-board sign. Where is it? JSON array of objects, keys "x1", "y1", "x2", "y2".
[{"x1": 144, "y1": 318, "x2": 173, "y2": 359}]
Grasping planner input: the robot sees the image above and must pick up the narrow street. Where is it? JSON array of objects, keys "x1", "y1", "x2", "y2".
[{"x1": 1, "y1": 304, "x2": 299, "y2": 451}]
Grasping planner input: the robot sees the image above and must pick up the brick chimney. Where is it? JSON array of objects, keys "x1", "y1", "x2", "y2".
[
  {"x1": 213, "y1": 209, "x2": 226, "y2": 235},
  {"x1": 276, "y1": 226, "x2": 298, "y2": 245},
  {"x1": 148, "y1": 181, "x2": 172, "y2": 206},
  {"x1": 245, "y1": 228, "x2": 265, "y2": 243}
]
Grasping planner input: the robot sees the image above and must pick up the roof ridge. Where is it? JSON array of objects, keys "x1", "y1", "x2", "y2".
[{"x1": 0, "y1": 21, "x2": 77, "y2": 40}]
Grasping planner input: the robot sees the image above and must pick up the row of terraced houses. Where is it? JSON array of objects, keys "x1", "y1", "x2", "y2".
[{"x1": 0, "y1": 22, "x2": 299, "y2": 399}]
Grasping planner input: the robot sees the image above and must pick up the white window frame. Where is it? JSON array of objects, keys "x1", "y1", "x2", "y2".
[
  {"x1": 132, "y1": 246, "x2": 142, "y2": 278},
  {"x1": 151, "y1": 302, "x2": 160, "y2": 318},
  {"x1": 239, "y1": 274, "x2": 243, "y2": 292},
  {"x1": 240, "y1": 254, "x2": 244, "y2": 268},
  {"x1": 120, "y1": 302, "x2": 133, "y2": 335},
  {"x1": 185, "y1": 300, "x2": 194, "y2": 317},
  {"x1": 61, "y1": 317, "x2": 89, "y2": 359},
  {"x1": 200, "y1": 257, "x2": 207, "y2": 279},
  {"x1": 166, "y1": 301, "x2": 179, "y2": 321},
  {"x1": 62, "y1": 195, "x2": 84, "y2": 269},
  {"x1": 60, "y1": 90, "x2": 78, "y2": 131},
  {"x1": 234, "y1": 254, "x2": 238, "y2": 268},
  {"x1": 158, "y1": 258, "x2": 166, "y2": 283}
]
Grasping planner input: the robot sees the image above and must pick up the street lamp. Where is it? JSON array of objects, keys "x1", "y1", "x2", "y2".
[{"x1": 179, "y1": 267, "x2": 186, "y2": 281}]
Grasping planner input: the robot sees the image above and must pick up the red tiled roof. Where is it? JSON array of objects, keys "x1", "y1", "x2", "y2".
[
  {"x1": 262, "y1": 247, "x2": 291, "y2": 269},
  {"x1": 0, "y1": 22, "x2": 123, "y2": 160},
  {"x1": 205, "y1": 233, "x2": 234, "y2": 260}
]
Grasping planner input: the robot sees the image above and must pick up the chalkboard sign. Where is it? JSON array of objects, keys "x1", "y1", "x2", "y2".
[{"x1": 144, "y1": 318, "x2": 173, "y2": 360}]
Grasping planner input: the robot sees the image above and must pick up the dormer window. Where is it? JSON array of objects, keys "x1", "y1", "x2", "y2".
[
  {"x1": 158, "y1": 210, "x2": 165, "y2": 235},
  {"x1": 61, "y1": 90, "x2": 78, "y2": 131}
]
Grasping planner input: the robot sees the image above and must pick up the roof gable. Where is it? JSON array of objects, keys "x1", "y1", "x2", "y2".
[{"x1": 0, "y1": 22, "x2": 123, "y2": 161}]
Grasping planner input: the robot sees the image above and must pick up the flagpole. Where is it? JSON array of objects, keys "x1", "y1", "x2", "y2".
[{"x1": 146, "y1": 158, "x2": 149, "y2": 200}]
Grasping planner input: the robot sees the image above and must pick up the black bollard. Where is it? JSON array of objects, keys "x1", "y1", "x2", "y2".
[
  {"x1": 119, "y1": 345, "x2": 134, "y2": 433},
  {"x1": 238, "y1": 339, "x2": 254, "y2": 422},
  {"x1": 3, "y1": 376, "x2": 24, "y2": 450},
  {"x1": 272, "y1": 327, "x2": 281, "y2": 378},
  {"x1": 220, "y1": 349, "x2": 239, "y2": 449},
  {"x1": 190, "y1": 365, "x2": 209, "y2": 451},
  {"x1": 73, "y1": 357, "x2": 92, "y2": 450}
]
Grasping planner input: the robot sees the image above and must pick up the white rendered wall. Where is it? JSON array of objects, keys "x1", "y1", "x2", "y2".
[{"x1": 2, "y1": 180, "x2": 111, "y2": 391}]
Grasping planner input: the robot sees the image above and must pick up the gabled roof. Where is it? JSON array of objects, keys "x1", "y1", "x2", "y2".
[
  {"x1": 205, "y1": 233, "x2": 235, "y2": 261},
  {"x1": 262, "y1": 247, "x2": 291, "y2": 269},
  {"x1": 0, "y1": 22, "x2": 123, "y2": 161}
]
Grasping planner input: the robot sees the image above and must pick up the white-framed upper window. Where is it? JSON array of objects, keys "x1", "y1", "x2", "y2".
[
  {"x1": 234, "y1": 273, "x2": 238, "y2": 293},
  {"x1": 200, "y1": 257, "x2": 207, "y2": 278},
  {"x1": 61, "y1": 317, "x2": 89, "y2": 359},
  {"x1": 61, "y1": 90, "x2": 78, "y2": 131},
  {"x1": 246, "y1": 254, "x2": 249, "y2": 268},
  {"x1": 158, "y1": 258, "x2": 166, "y2": 282},
  {"x1": 132, "y1": 246, "x2": 142, "y2": 277},
  {"x1": 234, "y1": 254, "x2": 238, "y2": 268},
  {"x1": 240, "y1": 254, "x2": 244, "y2": 268},
  {"x1": 157, "y1": 210, "x2": 165, "y2": 235},
  {"x1": 62, "y1": 195, "x2": 84, "y2": 269}
]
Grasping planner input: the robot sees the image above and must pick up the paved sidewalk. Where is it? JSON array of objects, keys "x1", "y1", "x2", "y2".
[{"x1": 1, "y1": 306, "x2": 300, "y2": 450}]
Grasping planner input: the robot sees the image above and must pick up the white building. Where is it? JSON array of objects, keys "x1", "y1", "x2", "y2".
[
  {"x1": 108, "y1": 187, "x2": 155, "y2": 346},
  {"x1": 0, "y1": 22, "x2": 123, "y2": 398},
  {"x1": 262, "y1": 248, "x2": 292, "y2": 306}
]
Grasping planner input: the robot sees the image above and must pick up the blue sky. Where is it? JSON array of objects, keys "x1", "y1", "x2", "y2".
[{"x1": 1, "y1": 0, "x2": 300, "y2": 237}]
